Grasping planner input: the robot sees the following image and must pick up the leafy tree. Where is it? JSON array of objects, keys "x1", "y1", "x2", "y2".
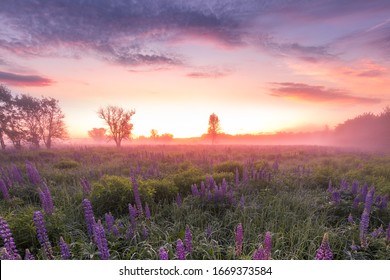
[
  {"x1": 88, "y1": 127, "x2": 106, "y2": 142},
  {"x1": 150, "y1": 129, "x2": 159, "y2": 141},
  {"x1": 97, "y1": 105, "x2": 135, "y2": 148},
  {"x1": 38, "y1": 97, "x2": 68, "y2": 149},
  {"x1": 16, "y1": 94, "x2": 41, "y2": 148},
  {"x1": 207, "y1": 113, "x2": 221, "y2": 144},
  {"x1": 159, "y1": 133, "x2": 173, "y2": 142},
  {"x1": 0, "y1": 85, "x2": 13, "y2": 149}
]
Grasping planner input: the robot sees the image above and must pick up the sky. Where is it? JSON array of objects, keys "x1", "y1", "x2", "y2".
[{"x1": 0, "y1": 0, "x2": 389, "y2": 138}]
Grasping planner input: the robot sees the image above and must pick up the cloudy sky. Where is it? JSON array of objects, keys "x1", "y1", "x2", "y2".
[{"x1": 0, "y1": 0, "x2": 389, "y2": 138}]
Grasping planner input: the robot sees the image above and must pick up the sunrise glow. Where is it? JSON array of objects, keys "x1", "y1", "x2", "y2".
[{"x1": 0, "y1": 1, "x2": 389, "y2": 139}]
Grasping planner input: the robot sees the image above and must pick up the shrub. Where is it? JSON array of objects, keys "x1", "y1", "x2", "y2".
[
  {"x1": 54, "y1": 159, "x2": 80, "y2": 169},
  {"x1": 139, "y1": 178, "x2": 177, "y2": 203},
  {"x1": 172, "y1": 168, "x2": 203, "y2": 194},
  {"x1": 214, "y1": 161, "x2": 243, "y2": 177}
]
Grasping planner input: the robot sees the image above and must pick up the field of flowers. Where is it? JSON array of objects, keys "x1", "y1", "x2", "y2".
[{"x1": 0, "y1": 145, "x2": 389, "y2": 260}]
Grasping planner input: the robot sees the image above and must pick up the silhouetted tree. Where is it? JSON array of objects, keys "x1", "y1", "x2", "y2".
[
  {"x1": 16, "y1": 94, "x2": 41, "y2": 148},
  {"x1": 150, "y1": 129, "x2": 159, "y2": 141},
  {"x1": 97, "y1": 105, "x2": 135, "y2": 147},
  {"x1": 88, "y1": 127, "x2": 106, "y2": 142},
  {"x1": 207, "y1": 113, "x2": 221, "y2": 144},
  {"x1": 159, "y1": 133, "x2": 173, "y2": 142},
  {"x1": 0, "y1": 85, "x2": 13, "y2": 149},
  {"x1": 38, "y1": 97, "x2": 68, "y2": 149}
]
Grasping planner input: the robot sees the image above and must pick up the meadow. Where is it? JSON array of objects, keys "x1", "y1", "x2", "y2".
[{"x1": 0, "y1": 145, "x2": 389, "y2": 260}]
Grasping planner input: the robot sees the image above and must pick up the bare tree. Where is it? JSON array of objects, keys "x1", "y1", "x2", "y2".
[
  {"x1": 97, "y1": 106, "x2": 135, "y2": 147},
  {"x1": 207, "y1": 113, "x2": 221, "y2": 144},
  {"x1": 38, "y1": 97, "x2": 68, "y2": 149},
  {"x1": 88, "y1": 127, "x2": 106, "y2": 142}
]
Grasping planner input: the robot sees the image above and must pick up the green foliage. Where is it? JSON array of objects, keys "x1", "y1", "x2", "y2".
[
  {"x1": 172, "y1": 168, "x2": 203, "y2": 194},
  {"x1": 90, "y1": 175, "x2": 134, "y2": 216},
  {"x1": 214, "y1": 161, "x2": 243, "y2": 176},
  {"x1": 54, "y1": 159, "x2": 80, "y2": 169},
  {"x1": 139, "y1": 178, "x2": 177, "y2": 203}
]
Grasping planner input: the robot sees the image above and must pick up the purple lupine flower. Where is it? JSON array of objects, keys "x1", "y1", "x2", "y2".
[
  {"x1": 235, "y1": 223, "x2": 243, "y2": 257},
  {"x1": 315, "y1": 233, "x2": 333, "y2": 260},
  {"x1": 126, "y1": 227, "x2": 134, "y2": 240},
  {"x1": 26, "y1": 162, "x2": 42, "y2": 185},
  {"x1": 112, "y1": 225, "x2": 120, "y2": 237},
  {"x1": 33, "y1": 211, "x2": 53, "y2": 259},
  {"x1": 144, "y1": 203, "x2": 151, "y2": 220},
  {"x1": 93, "y1": 220, "x2": 110, "y2": 260},
  {"x1": 142, "y1": 225, "x2": 149, "y2": 240},
  {"x1": 0, "y1": 179, "x2": 10, "y2": 201},
  {"x1": 39, "y1": 183, "x2": 54, "y2": 215},
  {"x1": 0, "y1": 217, "x2": 19, "y2": 259},
  {"x1": 159, "y1": 247, "x2": 169, "y2": 260},
  {"x1": 176, "y1": 193, "x2": 182, "y2": 207},
  {"x1": 176, "y1": 239, "x2": 186, "y2": 260},
  {"x1": 370, "y1": 226, "x2": 384, "y2": 238},
  {"x1": 379, "y1": 195, "x2": 388, "y2": 211},
  {"x1": 359, "y1": 208, "x2": 370, "y2": 247},
  {"x1": 361, "y1": 184, "x2": 368, "y2": 202},
  {"x1": 364, "y1": 187, "x2": 375, "y2": 213},
  {"x1": 104, "y1": 212, "x2": 114, "y2": 233},
  {"x1": 200, "y1": 181, "x2": 206, "y2": 196},
  {"x1": 128, "y1": 204, "x2": 137, "y2": 229},
  {"x1": 10, "y1": 164, "x2": 23, "y2": 184},
  {"x1": 191, "y1": 184, "x2": 199, "y2": 196},
  {"x1": 59, "y1": 236, "x2": 71, "y2": 260},
  {"x1": 263, "y1": 231, "x2": 272, "y2": 260},
  {"x1": 340, "y1": 179, "x2": 348, "y2": 193},
  {"x1": 272, "y1": 161, "x2": 279, "y2": 171},
  {"x1": 206, "y1": 225, "x2": 212, "y2": 239},
  {"x1": 331, "y1": 191, "x2": 341, "y2": 204},
  {"x1": 82, "y1": 199, "x2": 95, "y2": 238},
  {"x1": 0, "y1": 247, "x2": 12, "y2": 260},
  {"x1": 235, "y1": 167, "x2": 240, "y2": 187},
  {"x1": 221, "y1": 179, "x2": 228, "y2": 195},
  {"x1": 24, "y1": 249, "x2": 35, "y2": 260},
  {"x1": 353, "y1": 196, "x2": 360, "y2": 209},
  {"x1": 185, "y1": 225, "x2": 193, "y2": 254},
  {"x1": 80, "y1": 178, "x2": 91, "y2": 196},
  {"x1": 239, "y1": 195, "x2": 245, "y2": 208},
  {"x1": 131, "y1": 176, "x2": 143, "y2": 215},
  {"x1": 253, "y1": 246, "x2": 265, "y2": 260},
  {"x1": 386, "y1": 223, "x2": 390, "y2": 243},
  {"x1": 351, "y1": 180, "x2": 359, "y2": 195},
  {"x1": 347, "y1": 213, "x2": 354, "y2": 224}
]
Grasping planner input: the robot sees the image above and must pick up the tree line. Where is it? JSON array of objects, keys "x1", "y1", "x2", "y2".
[{"x1": 0, "y1": 85, "x2": 67, "y2": 149}]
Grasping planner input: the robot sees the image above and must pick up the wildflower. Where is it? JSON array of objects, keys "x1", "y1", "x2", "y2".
[
  {"x1": 131, "y1": 176, "x2": 143, "y2": 215},
  {"x1": 191, "y1": 184, "x2": 199, "y2": 196},
  {"x1": 176, "y1": 239, "x2": 186, "y2": 260},
  {"x1": 82, "y1": 199, "x2": 95, "y2": 238},
  {"x1": 176, "y1": 193, "x2": 182, "y2": 207},
  {"x1": 235, "y1": 167, "x2": 240, "y2": 187},
  {"x1": 159, "y1": 247, "x2": 168, "y2": 260},
  {"x1": 126, "y1": 227, "x2": 134, "y2": 240},
  {"x1": 39, "y1": 183, "x2": 54, "y2": 215},
  {"x1": 59, "y1": 237, "x2": 71, "y2": 260},
  {"x1": 361, "y1": 184, "x2": 368, "y2": 202},
  {"x1": 350, "y1": 242, "x2": 360, "y2": 251},
  {"x1": 253, "y1": 246, "x2": 265, "y2": 260},
  {"x1": 263, "y1": 231, "x2": 272, "y2": 260},
  {"x1": 379, "y1": 195, "x2": 388, "y2": 211},
  {"x1": 331, "y1": 191, "x2": 341, "y2": 204},
  {"x1": 128, "y1": 204, "x2": 137, "y2": 229},
  {"x1": 360, "y1": 209, "x2": 370, "y2": 247},
  {"x1": 112, "y1": 225, "x2": 120, "y2": 237},
  {"x1": 142, "y1": 225, "x2": 149, "y2": 240},
  {"x1": 93, "y1": 220, "x2": 110, "y2": 260},
  {"x1": 371, "y1": 226, "x2": 384, "y2": 238},
  {"x1": 144, "y1": 203, "x2": 151, "y2": 220},
  {"x1": 386, "y1": 223, "x2": 390, "y2": 243},
  {"x1": 185, "y1": 225, "x2": 193, "y2": 254},
  {"x1": 10, "y1": 164, "x2": 23, "y2": 184},
  {"x1": 33, "y1": 211, "x2": 53, "y2": 259},
  {"x1": 0, "y1": 217, "x2": 19, "y2": 259},
  {"x1": 80, "y1": 178, "x2": 91, "y2": 196},
  {"x1": 315, "y1": 233, "x2": 333, "y2": 260},
  {"x1": 24, "y1": 249, "x2": 35, "y2": 260},
  {"x1": 351, "y1": 180, "x2": 359, "y2": 195},
  {"x1": 235, "y1": 223, "x2": 243, "y2": 257},
  {"x1": 364, "y1": 187, "x2": 375, "y2": 213},
  {"x1": 26, "y1": 162, "x2": 42, "y2": 185},
  {"x1": 104, "y1": 212, "x2": 114, "y2": 233},
  {"x1": 0, "y1": 179, "x2": 10, "y2": 201},
  {"x1": 352, "y1": 196, "x2": 360, "y2": 209}
]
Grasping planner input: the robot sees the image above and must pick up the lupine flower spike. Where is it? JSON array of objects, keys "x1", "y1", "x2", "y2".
[
  {"x1": 33, "y1": 211, "x2": 53, "y2": 259},
  {"x1": 315, "y1": 233, "x2": 333, "y2": 260},
  {"x1": 159, "y1": 247, "x2": 169, "y2": 260},
  {"x1": 185, "y1": 225, "x2": 193, "y2": 254},
  {"x1": 59, "y1": 236, "x2": 71, "y2": 260},
  {"x1": 235, "y1": 223, "x2": 243, "y2": 257},
  {"x1": 176, "y1": 239, "x2": 186, "y2": 260},
  {"x1": 0, "y1": 217, "x2": 19, "y2": 259}
]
